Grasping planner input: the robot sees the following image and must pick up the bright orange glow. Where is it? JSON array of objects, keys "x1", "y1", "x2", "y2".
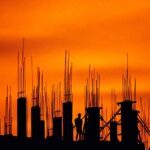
[{"x1": 0, "y1": 0, "x2": 150, "y2": 147}]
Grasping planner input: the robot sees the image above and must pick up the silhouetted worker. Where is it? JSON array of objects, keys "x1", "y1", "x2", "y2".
[{"x1": 75, "y1": 113, "x2": 82, "y2": 141}]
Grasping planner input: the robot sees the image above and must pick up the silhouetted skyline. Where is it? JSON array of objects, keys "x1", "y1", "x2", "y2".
[{"x1": 0, "y1": 50, "x2": 149, "y2": 150}]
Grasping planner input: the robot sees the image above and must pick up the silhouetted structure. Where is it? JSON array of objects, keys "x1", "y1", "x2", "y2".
[
  {"x1": 31, "y1": 68, "x2": 45, "y2": 141},
  {"x1": 40, "y1": 72, "x2": 45, "y2": 140},
  {"x1": 118, "y1": 100, "x2": 139, "y2": 144},
  {"x1": 17, "y1": 97, "x2": 27, "y2": 139},
  {"x1": 40, "y1": 120, "x2": 45, "y2": 140},
  {"x1": 84, "y1": 66, "x2": 101, "y2": 142},
  {"x1": 53, "y1": 117, "x2": 62, "y2": 141},
  {"x1": 117, "y1": 54, "x2": 141, "y2": 144},
  {"x1": 84, "y1": 107, "x2": 100, "y2": 142},
  {"x1": 132, "y1": 110, "x2": 139, "y2": 143},
  {"x1": 52, "y1": 84, "x2": 62, "y2": 141},
  {"x1": 17, "y1": 39, "x2": 27, "y2": 139},
  {"x1": 63, "y1": 51, "x2": 73, "y2": 141},
  {"x1": 110, "y1": 121, "x2": 118, "y2": 142},
  {"x1": 63, "y1": 101, "x2": 73, "y2": 141},
  {"x1": 31, "y1": 106, "x2": 41, "y2": 141}
]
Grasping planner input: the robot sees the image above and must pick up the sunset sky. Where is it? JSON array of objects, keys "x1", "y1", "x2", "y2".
[{"x1": 0, "y1": 0, "x2": 149, "y2": 144}]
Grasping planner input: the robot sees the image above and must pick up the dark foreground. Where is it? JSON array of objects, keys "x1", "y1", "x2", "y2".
[{"x1": 0, "y1": 136, "x2": 145, "y2": 150}]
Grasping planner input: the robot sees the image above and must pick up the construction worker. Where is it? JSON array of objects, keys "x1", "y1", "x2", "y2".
[{"x1": 75, "y1": 113, "x2": 82, "y2": 141}]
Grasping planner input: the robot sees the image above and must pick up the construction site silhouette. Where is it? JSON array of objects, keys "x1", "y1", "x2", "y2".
[{"x1": 0, "y1": 47, "x2": 149, "y2": 150}]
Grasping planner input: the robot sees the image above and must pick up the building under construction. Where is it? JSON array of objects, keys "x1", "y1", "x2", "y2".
[
  {"x1": 17, "y1": 39, "x2": 27, "y2": 140},
  {"x1": 0, "y1": 51, "x2": 149, "y2": 150}
]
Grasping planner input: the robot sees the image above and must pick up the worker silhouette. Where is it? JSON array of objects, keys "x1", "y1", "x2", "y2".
[{"x1": 75, "y1": 113, "x2": 82, "y2": 141}]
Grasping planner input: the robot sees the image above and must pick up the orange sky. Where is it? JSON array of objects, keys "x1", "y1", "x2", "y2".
[{"x1": 0, "y1": 0, "x2": 150, "y2": 146}]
